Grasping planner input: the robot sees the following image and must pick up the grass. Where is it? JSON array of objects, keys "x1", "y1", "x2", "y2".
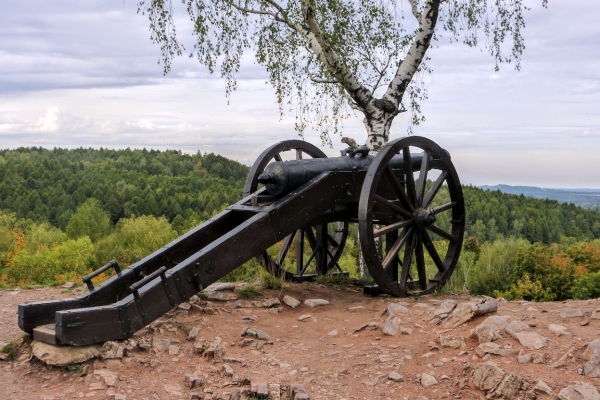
[
  {"x1": 197, "y1": 291, "x2": 208, "y2": 300},
  {"x1": 234, "y1": 284, "x2": 262, "y2": 299},
  {"x1": 315, "y1": 274, "x2": 351, "y2": 289},
  {"x1": 0, "y1": 336, "x2": 28, "y2": 361},
  {"x1": 67, "y1": 362, "x2": 87, "y2": 376},
  {"x1": 171, "y1": 320, "x2": 191, "y2": 335},
  {"x1": 261, "y1": 274, "x2": 284, "y2": 291}
]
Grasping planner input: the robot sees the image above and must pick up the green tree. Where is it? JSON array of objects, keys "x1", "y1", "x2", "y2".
[
  {"x1": 66, "y1": 198, "x2": 111, "y2": 242},
  {"x1": 138, "y1": 0, "x2": 545, "y2": 149},
  {"x1": 95, "y1": 215, "x2": 179, "y2": 267}
]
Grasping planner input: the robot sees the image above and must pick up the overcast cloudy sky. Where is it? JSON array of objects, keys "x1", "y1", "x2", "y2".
[{"x1": 1, "y1": 1, "x2": 598, "y2": 188}]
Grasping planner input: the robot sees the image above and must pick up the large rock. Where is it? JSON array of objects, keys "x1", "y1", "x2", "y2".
[
  {"x1": 583, "y1": 338, "x2": 600, "y2": 377},
  {"x1": 559, "y1": 309, "x2": 584, "y2": 319},
  {"x1": 548, "y1": 323, "x2": 570, "y2": 336},
  {"x1": 32, "y1": 341, "x2": 100, "y2": 366},
  {"x1": 384, "y1": 303, "x2": 409, "y2": 317},
  {"x1": 420, "y1": 373, "x2": 438, "y2": 388},
  {"x1": 513, "y1": 331, "x2": 548, "y2": 350},
  {"x1": 382, "y1": 318, "x2": 400, "y2": 336},
  {"x1": 558, "y1": 382, "x2": 600, "y2": 400},
  {"x1": 475, "y1": 342, "x2": 519, "y2": 358},
  {"x1": 100, "y1": 341, "x2": 125, "y2": 359},
  {"x1": 205, "y1": 282, "x2": 236, "y2": 292},
  {"x1": 438, "y1": 334, "x2": 465, "y2": 349},
  {"x1": 505, "y1": 320, "x2": 529, "y2": 336},
  {"x1": 591, "y1": 309, "x2": 600, "y2": 320},
  {"x1": 472, "y1": 362, "x2": 506, "y2": 392},
  {"x1": 472, "y1": 361, "x2": 524, "y2": 399},
  {"x1": 283, "y1": 295, "x2": 301, "y2": 309},
  {"x1": 442, "y1": 298, "x2": 498, "y2": 328},
  {"x1": 241, "y1": 327, "x2": 271, "y2": 341},
  {"x1": 304, "y1": 299, "x2": 329, "y2": 307},
  {"x1": 471, "y1": 315, "x2": 510, "y2": 343}
]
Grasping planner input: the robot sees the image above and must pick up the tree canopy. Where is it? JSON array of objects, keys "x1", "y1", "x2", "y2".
[{"x1": 138, "y1": 0, "x2": 547, "y2": 150}]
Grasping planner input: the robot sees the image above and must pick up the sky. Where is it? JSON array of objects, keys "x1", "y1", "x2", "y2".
[{"x1": 0, "y1": 1, "x2": 599, "y2": 188}]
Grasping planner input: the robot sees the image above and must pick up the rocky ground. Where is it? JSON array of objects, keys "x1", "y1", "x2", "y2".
[{"x1": 1, "y1": 282, "x2": 600, "y2": 400}]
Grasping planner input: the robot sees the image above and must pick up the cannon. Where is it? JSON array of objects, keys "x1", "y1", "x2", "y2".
[{"x1": 18, "y1": 136, "x2": 465, "y2": 346}]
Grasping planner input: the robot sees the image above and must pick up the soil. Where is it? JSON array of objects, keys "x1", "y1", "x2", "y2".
[{"x1": 1, "y1": 283, "x2": 599, "y2": 400}]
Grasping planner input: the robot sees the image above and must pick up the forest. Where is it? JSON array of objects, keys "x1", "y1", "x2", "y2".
[{"x1": 1, "y1": 147, "x2": 599, "y2": 301}]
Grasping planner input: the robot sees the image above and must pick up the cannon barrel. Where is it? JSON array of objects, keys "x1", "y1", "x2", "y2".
[{"x1": 258, "y1": 153, "x2": 425, "y2": 196}]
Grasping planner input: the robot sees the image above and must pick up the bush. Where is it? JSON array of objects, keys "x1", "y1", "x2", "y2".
[
  {"x1": 572, "y1": 271, "x2": 600, "y2": 300},
  {"x1": 494, "y1": 274, "x2": 555, "y2": 302}
]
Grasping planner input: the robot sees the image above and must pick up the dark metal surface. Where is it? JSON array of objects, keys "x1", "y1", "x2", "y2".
[
  {"x1": 358, "y1": 136, "x2": 465, "y2": 297},
  {"x1": 259, "y1": 153, "x2": 424, "y2": 197}
]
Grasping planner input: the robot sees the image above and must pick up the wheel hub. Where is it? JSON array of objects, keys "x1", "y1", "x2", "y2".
[{"x1": 413, "y1": 208, "x2": 436, "y2": 228}]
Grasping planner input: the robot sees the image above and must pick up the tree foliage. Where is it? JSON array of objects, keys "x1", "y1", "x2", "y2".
[
  {"x1": 0, "y1": 147, "x2": 248, "y2": 231},
  {"x1": 138, "y1": 0, "x2": 546, "y2": 148}
]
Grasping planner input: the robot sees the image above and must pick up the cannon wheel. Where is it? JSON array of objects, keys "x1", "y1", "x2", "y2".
[
  {"x1": 358, "y1": 136, "x2": 465, "y2": 297},
  {"x1": 244, "y1": 140, "x2": 349, "y2": 280}
]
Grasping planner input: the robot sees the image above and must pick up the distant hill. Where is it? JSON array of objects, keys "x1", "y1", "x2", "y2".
[{"x1": 479, "y1": 184, "x2": 600, "y2": 210}]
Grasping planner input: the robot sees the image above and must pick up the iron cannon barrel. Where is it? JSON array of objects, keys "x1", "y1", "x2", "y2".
[{"x1": 258, "y1": 153, "x2": 425, "y2": 196}]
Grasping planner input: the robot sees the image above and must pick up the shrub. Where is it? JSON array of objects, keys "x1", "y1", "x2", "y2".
[
  {"x1": 572, "y1": 271, "x2": 600, "y2": 300},
  {"x1": 494, "y1": 274, "x2": 555, "y2": 302}
]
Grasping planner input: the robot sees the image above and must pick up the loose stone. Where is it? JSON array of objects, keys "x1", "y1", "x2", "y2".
[
  {"x1": 304, "y1": 299, "x2": 329, "y2": 307},
  {"x1": 283, "y1": 296, "x2": 301, "y2": 308}
]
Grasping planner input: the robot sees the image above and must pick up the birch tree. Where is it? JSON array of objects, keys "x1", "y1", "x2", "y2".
[{"x1": 138, "y1": 0, "x2": 546, "y2": 151}]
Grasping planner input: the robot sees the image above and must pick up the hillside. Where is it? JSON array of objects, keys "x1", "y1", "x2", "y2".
[
  {"x1": 480, "y1": 184, "x2": 600, "y2": 210},
  {"x1": 1, "y1": 147, "x2": 599, "y2": 244}
]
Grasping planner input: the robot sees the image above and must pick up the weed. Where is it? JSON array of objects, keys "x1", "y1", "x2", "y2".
[
  {"x1": 261, "y1": 274, "x2": 284, "y2": 291},
  {"x1": 171, "y1": 320, "x2": 191, "y2": 335},
  {"x1": 0, "y1": 338, "x2": 24, "y2": 361},
  {"x1": 67, "y1": 362, "x2": 87, "y2": 376},
  {"x1": 197, "y1": 291, "x2": 208, "y2": 300},
  {"x1": 235, "y1": 284, "x2": 262, "y2": 299}
]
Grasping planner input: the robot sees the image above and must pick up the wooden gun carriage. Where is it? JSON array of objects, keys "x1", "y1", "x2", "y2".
[{"x1": 18, "y1": 136, "x2": 465, "y2": 346}]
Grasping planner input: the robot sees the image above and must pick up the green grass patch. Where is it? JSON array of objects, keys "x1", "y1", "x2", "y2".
[
  {"x1": 261, "y1": 274, "x2": 284, "y2": 291},
  {"x1": 234, "y1": 284, "x2": 262, "y2": 299},
  {"x1": 1, "y1": 338, "x2": 24, "y2": 361}
]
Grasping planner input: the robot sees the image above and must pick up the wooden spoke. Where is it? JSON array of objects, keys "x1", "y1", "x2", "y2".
[
  {"x1": 295, "y1": 228, "x2": 304, "y2": 275},
  {"x1": 384, "y1": 166, "x2": 414, "y2": 211},
  {"x1": 382, "y1": 227, "x2": 413, "y2": 271},
  {"x1": 426, "y1": 225, "x2": 456, "y2": 242},
  {"x1": 374, "y1": 220, "x2": 412, "y2": 238},
  {"x1": 398, "y1": 232, "x2": 416, "y2": 293},
  {"x1": 421, "y1": 230, "x2": 446, "y2": 273},
  {"x1": 274, "y1": 153, "x2": 283, "y2": 162},
  {"x1": 416, "y1": 151, "x2": 430, "y2": 206},
  {"x1": 304, "y1": 227, "x2": 317, "y2": 251},
  {"x1": 276, "y1": 230, "x2": 296, "y2": 266},
  {"x1": 431, "y1": 201, "x2": 456, "y2": 215},
  {"x1": 326, "y1": 233, "x2": 339, "y2": 248},
  {"x1": 402, "y1": 148, "x2": 417, "y2": 206},
  {"x1": 374, "y1": 194, "x2": 413, "y2": 219},
  {"x1": 415, "y1": 232, "x2": 428, "y2": 290},
  {"x1": 422, "y1": 171, "x2": 447, "y2": 209}
]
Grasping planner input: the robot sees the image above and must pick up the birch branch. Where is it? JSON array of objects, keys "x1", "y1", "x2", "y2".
[{"x1": 384, "y1": 0, "x2": 440, "y2": 108}]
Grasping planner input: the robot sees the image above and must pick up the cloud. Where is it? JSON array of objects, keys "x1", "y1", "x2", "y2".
[{"x1": 0, "y1": 0, "x2": 599, "y2": 188}]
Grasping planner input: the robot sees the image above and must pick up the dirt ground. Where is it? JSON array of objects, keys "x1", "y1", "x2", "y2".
[{"x1": 1, "y1": 283, "x2": 599, "y2": 400}]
